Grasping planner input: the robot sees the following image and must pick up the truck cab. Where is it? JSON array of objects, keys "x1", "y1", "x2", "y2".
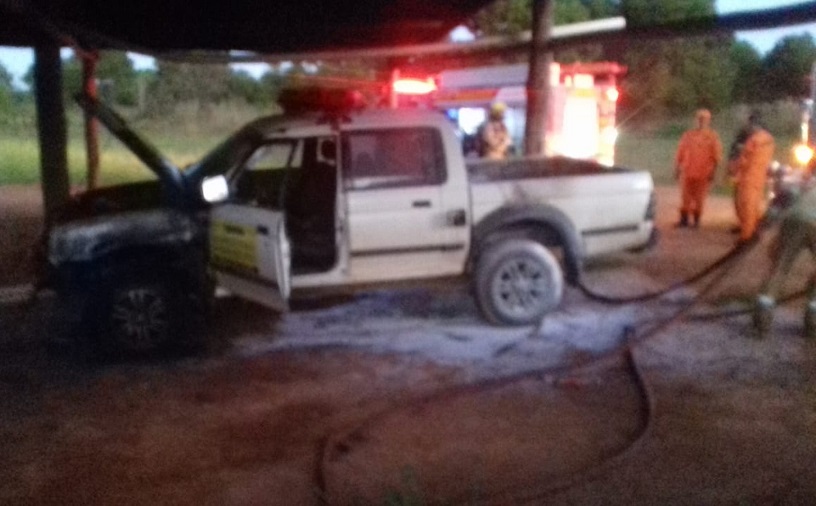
[
  {"x1": 46, "y1": 94, "x2": 654, "y2": 357},
  {"x1": 207, "y1": 109, "x2": 472, "y2": 310}
]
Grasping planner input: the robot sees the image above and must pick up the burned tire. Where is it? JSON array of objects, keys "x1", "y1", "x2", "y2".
[
  {"x1": 475, "y1": 239, "x2": 563, "y2": 326},
  {"x1": 88, "y1": 272, "x2": 189, "y2": 358}
]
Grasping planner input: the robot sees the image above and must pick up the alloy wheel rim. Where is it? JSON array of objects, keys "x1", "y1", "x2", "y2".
[
  {"x1": 110, "y1": 287, "x2": 169, "y2": 350},
  {"x1": 492, "y1": 257, "x2": 551, "y2": 318}
]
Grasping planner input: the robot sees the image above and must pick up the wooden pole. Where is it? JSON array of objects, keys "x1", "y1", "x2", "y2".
[
  {"x1": 33, "y1": 44, "x2": 69, "y2": 225},
  {"x1": 524, "y1": 0, "x2": 553, "y2": 156},
  {"x1": 82, "y1": 51, "x2": 100, "y2": 190}
]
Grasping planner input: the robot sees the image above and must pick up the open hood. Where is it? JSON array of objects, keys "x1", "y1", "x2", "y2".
[{"x1": 75, "y1": 94, "x2": 189, "y2": 206}]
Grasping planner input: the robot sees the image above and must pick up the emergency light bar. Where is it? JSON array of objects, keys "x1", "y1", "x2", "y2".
[
  {"x1": 392, "y1": 78, "x2": 437, "y2": 95},
  {"x1": 277, "y1": 86, "x2": 366, "y2": 115}
]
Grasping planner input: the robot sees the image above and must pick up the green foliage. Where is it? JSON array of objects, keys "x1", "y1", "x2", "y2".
[
  {"x1": 0, "y1": 62, "x2": 14, "y2": 115},
  {"x1": 23, "y1": 51, "x2": 139, "y2": 107},
  {"x1": 468, "y1": 0, "x2": 738, "y2": 117},
  {"x1": 758, "y1": 33, "x2": 816, "y2": 101},
  {"x1": 621, "y1": 0, "x2": 713, "y2": 25},
  {"x1": 469, "y1": 0, "x2": 619, "y2": 36},
  {"x1": 469, "y1": 0, "x2": 534, "y2": 36},
  {"x1": 96, "y1": 51, "x2": 140, "y2": 106},
  {"x1": 145, "y1": 61, "x2": 233, "y2": 115},
  {"x1": 618, "y1": 0, "x2": 735, "y2": 117},
  {"x1": 0, "y1": 100, "x2": 268, "y2": 186},
  {"x1": 228, "y1": 69, "x2": 268, "y2": 106},
  {"x1": 729, "y1": 41, "x2": 763, "y2": 104}
]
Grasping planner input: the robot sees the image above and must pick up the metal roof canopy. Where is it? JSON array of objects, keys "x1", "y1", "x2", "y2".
[
  {"x1": 0, "y1": 0, "x2": 493, "y2": 54},
  {"x1": 3, "y1": 0, "x2": 816, "y2": 223},
  {"x1": 0, "y1": 0, "x2": 496, "y2": 224}
]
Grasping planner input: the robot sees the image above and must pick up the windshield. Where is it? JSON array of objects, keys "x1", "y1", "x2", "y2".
[{"x1": 185, "y1": 116, "x2": 283, "y2": 185}]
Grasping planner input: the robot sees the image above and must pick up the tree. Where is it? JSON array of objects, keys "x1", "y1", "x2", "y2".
[
  {"x1": 0, "y1": 63, "x2": 14, "y2": 114},
  {"x1": 729, "y1": 41, "x2": 763, "y2": 104},
  {"x1": 619, "y1": 0, "x2": 735, "y2": 116},
  {"x1": 146, "y1": 61, "x2": 232, "y2": 114},
  {"x1": 467, "y1": 0, "x2": 736, "y2": 115},
  {"x1": 23, "y1": 50, "x2": 138, "y2": 106},
  {"x1": 95, "y1": 51, "x2": 139, "y2": 106},
  {"x1": 469, "y1": 0, "x2": 618, "y2": 36},
  {"x1": 468, "y1": 0, "x2": 619, "y2": 63},
  {"x1": 228, "y1": 70, "x2": 263, "y2": 105},
  {"x1": 758, "y1": 33, "x2": 816, "y2": 101}
]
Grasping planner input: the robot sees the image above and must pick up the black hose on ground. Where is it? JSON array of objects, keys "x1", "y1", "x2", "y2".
[
  {"x1": 577, "y1": 235, "x2": 759, "y2": 305},
  {"x1": 314, "y1": 236, "x2": 744, "y2": 505}
]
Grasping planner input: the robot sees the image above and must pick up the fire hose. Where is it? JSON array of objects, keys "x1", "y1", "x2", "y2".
[
  {"x1": 577, "y1": 236, "x2": 758, "y2": 304},
  {"x1": 314, "y1": 228, "x2": 763, "y2": 504}
]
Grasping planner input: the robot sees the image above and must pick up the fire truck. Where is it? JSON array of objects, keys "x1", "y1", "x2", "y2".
[{"x1": 391, "y1": 61, "x2": 625, "y2": 166}]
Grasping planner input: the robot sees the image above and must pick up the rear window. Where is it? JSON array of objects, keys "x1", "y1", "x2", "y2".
[{"x1": 342, "y1": 128, "x2": 445, "y2": 190}]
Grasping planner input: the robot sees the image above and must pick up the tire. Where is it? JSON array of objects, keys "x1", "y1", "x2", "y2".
[
  {"x1": 475, "y1": 239, "x2": 564, "y2": 326},
  {"x1": 89, "y1": 272, "x2": 187, "y2": 358}
]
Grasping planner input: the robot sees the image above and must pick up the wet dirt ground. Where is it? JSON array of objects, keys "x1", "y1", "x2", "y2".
[{"x1": 1, "y1": 184, "x2": 815, "y2": 505}]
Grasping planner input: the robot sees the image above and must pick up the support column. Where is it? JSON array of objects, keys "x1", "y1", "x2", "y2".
[
  {"x1": 524, "y1": 0, "x2": 553, "y2": 156},
  {"x1": 34, "y1": 44, "x2": 69, "y2": 225},
  {"x1": 82, "y1": 51, "x2": 100, "y2": 190}
]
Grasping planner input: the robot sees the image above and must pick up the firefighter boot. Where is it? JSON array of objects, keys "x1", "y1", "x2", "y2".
[
  {"x1": 675, "y1": 212, "x2": 689, "y2": 228},
  {"x1": 804, "y1": 300, "x2": 816, "y2": 340},
  {"x1": 753, "y1": 295, "x2": 774, "y2": 338},
  {"x1": 692, "y1": 212, "x2": 701, "y2": 228}
]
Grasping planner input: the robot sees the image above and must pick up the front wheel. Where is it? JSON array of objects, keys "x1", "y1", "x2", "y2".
[
  {"x1": 86, "y1": 270, "x2": 204, "y2": 358},
  {"x1": 475, "y1": 239, "x2": 564, "y2": 326}
]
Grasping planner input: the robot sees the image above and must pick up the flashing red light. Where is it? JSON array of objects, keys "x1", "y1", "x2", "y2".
[
  {"x1": 605, "y1": 87, "x2": 620, "y2": 103},
  {"x1": 393, "y1": 78, "x2": 437, "y2": 95}
]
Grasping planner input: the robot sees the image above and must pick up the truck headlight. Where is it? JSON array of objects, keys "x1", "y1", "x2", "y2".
[{"x1": 201, "y1": 175, "x2": 230, "y2": 203}]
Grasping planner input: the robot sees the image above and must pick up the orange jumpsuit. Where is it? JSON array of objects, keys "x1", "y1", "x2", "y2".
[
  {"x1": 734, "y1": 128, "x2": 775, "y2": 241},
  {"x1": 675, "y1": 128, "x2": 722, "y2": 219}
]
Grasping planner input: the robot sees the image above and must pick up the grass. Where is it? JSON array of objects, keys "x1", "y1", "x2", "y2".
[
  {"x1": 0, "y1": 101, "x2": 805, "y2": 188},
  {"x1": 618, "y1": 101, "x2": 803, "y2": 187},
  {"x1": 0, "y1": 100, "x2": 264, "y2": 187}
]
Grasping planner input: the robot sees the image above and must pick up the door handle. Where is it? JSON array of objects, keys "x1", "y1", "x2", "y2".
[
  {"x1": 447, "y1": 209, "x2": 467, "y2": 227},
  {"x1": 412, "y1": 200, "x2": 432, "y2": 208}
]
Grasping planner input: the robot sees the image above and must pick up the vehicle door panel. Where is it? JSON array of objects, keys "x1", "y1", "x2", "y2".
[
  {"x1": 342, "y1": 127, "x2": 465, "y2": 282},
  {"x1": 209, "y1": 204, "x2": 291, "y2": 311}
]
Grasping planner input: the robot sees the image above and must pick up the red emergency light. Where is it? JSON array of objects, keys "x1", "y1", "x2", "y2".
[{"x1": 393, "y1": 78, "x2": 437, "y2": 95}]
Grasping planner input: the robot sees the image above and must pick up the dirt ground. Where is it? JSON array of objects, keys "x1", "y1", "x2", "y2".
[{"x1": 1, "y1": 184, "x2": 816, "y2": 505}]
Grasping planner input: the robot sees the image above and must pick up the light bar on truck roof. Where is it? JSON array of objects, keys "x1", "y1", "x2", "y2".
[{"x1": 393, "y1": 78, "x2": 437, "y2": 95}]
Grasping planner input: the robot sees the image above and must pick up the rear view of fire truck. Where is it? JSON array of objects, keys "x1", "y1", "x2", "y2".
[{"x1": 404, "y1": 61, "x2": 625, "y2": 166}]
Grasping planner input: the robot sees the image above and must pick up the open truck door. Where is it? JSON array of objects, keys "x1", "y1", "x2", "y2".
[{"x1": 209, "y1": 204, "x2": 292, "y2": 311}]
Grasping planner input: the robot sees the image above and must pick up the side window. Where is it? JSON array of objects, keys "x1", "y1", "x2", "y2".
[
  {"x1": 232, "y1": 140, "x2": 304, "y2": 206},
  {"x1": 343, "y1": 128, "x2": 446, "y2": 190},
  {"x1": 245, "y1": 141, "x2": 303, "y2": 172}
]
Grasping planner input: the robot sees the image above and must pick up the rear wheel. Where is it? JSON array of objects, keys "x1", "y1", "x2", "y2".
[{"x1": 475, "y1": 239, "x2": 563, "y2": 326}]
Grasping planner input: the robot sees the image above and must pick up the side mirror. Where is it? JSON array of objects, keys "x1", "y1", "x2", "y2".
[{"x1": 201, "y1": 175, "x2": 229, "y2": 203}]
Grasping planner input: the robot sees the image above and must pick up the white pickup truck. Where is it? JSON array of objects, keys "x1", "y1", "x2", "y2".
[{"x1": 45, "y1": 96, "x2": 655, "y2": 355}]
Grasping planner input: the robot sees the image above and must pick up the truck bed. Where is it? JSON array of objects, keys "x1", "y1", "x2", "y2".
[
  {"x1": 466, "y1": 156, "x2": 655, "y2": 257},
  {"x1": 466, "y1": 156, "x2": 626, "y2": 182}
]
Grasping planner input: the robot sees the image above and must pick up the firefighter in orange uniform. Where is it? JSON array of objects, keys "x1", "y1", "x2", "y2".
[
  {"x1": 674, "y1": 109, "x2": 723, "y2": 228},
  {"x1": 733, "y1": 113, "x2": 775, "y2": 242}
]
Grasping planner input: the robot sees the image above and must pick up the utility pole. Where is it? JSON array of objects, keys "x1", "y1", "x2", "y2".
[
  {"x1": 524, "y1": 0, "x2": 553, "y2": 156},
  {"x1": 33, "y1": 44, "x2": 70, "y2": 225},
  {"x1": 82, "y1": 51, "x2": 100, "y2": 190}
]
